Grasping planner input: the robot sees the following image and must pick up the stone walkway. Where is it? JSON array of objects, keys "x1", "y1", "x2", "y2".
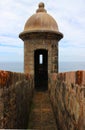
[{"x1": 28, "y1": 91, "x2": 58, "y2": 130}]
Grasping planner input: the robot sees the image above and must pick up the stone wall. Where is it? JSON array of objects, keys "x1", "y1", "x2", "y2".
[
  {"x1": 24, "y1": 39, "x2": 58, "y2": 74},
  {"x1": 49, "y1": 71, "x2": 85, "y2": 130},
  {"x1": 0, "y1": 70, "x2": 34, "y2": 129}
]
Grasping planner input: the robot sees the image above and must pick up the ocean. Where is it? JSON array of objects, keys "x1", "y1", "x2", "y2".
[
  {"x1": 0, "y1": 62, "x2": 85, "y2": 73},
  {"x1": 59, "y1": 62, "x2": 85, "y2": 72},
  {"x1": 0, "y1": 62, "x2": 24, "y2": 73}
]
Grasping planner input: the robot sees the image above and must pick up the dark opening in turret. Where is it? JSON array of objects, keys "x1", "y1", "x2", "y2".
[{"x1": 34, "y1": 49, "x2": 48, "y2": 91}]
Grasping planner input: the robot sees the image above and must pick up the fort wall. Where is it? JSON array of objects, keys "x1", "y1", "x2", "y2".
[
  {"x1": 0, "y1": 70, "x2": 34, "y2": 129},
  {"x1": 49, "y1": 71, "x2": 85, "y2": 130},
  {"x1": 0, "y1": 70, "x2": 85, "y2": 129}
]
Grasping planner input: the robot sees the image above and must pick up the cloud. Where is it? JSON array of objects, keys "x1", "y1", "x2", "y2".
[
  {"x1": 59, "y1": 46, "x2": 85, "y2": 62},
  {"x1": 0, "y1": 0, "x2": 85, "y2": 63},
  {"x1": 0, "y1": 45, "x2": 23, "y2": 62}
]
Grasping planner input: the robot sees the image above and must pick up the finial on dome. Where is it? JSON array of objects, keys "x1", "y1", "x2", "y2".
[
  {"x1": 36, "y1": 2, "x2": 47, "y2": 13},
  {"x1": 39, "y1": 2, "x2": 44, "y2": 8}
]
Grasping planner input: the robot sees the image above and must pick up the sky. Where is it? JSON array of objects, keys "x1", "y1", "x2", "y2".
[{"x1": 0, "y1": 0, "x2": 85, "y2": 63}]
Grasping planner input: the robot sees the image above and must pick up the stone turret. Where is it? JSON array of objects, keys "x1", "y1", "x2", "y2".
[{"x1": 19, "y1": 2, "x2": 63, "y2": 90}]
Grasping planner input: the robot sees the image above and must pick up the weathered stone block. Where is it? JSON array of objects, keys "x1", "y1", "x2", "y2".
[
  {"x1": 65, "y1": 71, "x2": 75, "y2": 84},
  {"x1": 76, "y1": 71, "x2": 83, "y2": 85}
]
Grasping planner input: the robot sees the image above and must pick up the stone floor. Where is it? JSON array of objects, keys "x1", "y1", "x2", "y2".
[{"x1": 28, "y1": 91, "x2": 58, "y2": 130}]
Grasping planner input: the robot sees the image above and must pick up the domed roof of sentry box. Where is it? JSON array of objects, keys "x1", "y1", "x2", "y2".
[
  {"x1": 19, "y1": 2, "x2": 63, "y2": 40},
  {"x1": 24, "y1": 2, "x2": 59, "y2": 32}
]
